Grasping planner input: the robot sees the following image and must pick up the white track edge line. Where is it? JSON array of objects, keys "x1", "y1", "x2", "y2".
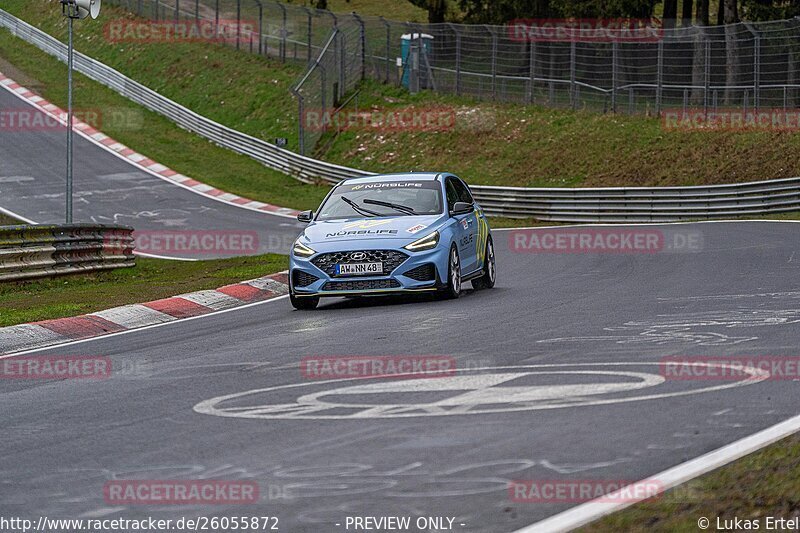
[{"x1": 515, "y1": 412, "x2": 800, "y2": 533}]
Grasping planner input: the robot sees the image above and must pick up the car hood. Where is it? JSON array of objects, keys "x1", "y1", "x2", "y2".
[{"x1": 301, "y1": 215, "x2": 446, "y2": 244}]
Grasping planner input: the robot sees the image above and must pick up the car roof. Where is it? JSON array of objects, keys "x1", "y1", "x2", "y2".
[{"x1": 341, "y1": 172, "x2": 445, "y2": 185}]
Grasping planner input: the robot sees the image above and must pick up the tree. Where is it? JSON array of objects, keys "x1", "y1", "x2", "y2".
[
  {"x1": 695, "y1": 0, "x2": 710, "y2": 25},
  {"x1": 408, "y1": 0, "x2": 449, "y2": 23},
  {"x1": 682, "y1": 0, "x2": 694, "y2": 25},
  {"x1": 663, "y1": 0, "x2": 678, "y2": 28}
]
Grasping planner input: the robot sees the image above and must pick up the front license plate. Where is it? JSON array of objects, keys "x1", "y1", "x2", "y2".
[{"x1": 336, "y1": 262, "x2": 383, "y2": 276}]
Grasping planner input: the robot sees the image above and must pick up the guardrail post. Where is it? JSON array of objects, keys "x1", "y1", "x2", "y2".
[
  {"x1": 381, "y1": 18, "x2": 391, "y2": 83},
  {"x1": 570, "y1": 41, "x2": 577, "y2": 109},
  {"x1": 611, "y1": 41, "x2": 618, "y2": 113}
]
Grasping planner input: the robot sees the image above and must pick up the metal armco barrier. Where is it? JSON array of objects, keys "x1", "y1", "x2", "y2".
[
  {"x1": 3, "y1": 9, "x2": 800, "y2": 222},
  {"x1": 0, "y1": 224, "x2": 135, "y2": 281}
]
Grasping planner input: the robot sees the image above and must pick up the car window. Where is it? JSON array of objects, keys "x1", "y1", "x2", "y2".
[
  {"x1": 452, "y1": 178, "x2": 474, "y2": 204},
  {"x1": 445, "y1": 178, "x2": 460, "y2": 210},
  {"x1": 316, "y1": 180, "x2": 444, "y2": 220}
]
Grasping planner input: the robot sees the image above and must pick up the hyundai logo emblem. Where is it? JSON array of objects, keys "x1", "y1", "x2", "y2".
[{"x1": 350, "y1": 252, "x2": 367, "y2": 261}]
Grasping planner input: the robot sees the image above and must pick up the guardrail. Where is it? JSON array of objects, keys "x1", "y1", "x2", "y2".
[
  {"x1": 0, "y1": 224, "x2": 135, "y2": 281},
  {"x1": 3, "y1": 8, "x2": 800, "y2": 222}
]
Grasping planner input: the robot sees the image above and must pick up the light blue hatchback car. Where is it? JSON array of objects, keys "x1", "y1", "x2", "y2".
[{"x1": 288, "y1": 172, "x2": 496, "y2": 310}]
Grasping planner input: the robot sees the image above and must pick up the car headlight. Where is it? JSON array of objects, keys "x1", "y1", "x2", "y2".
[
  {"x1": 292, "y1": 240, "x2": 316, "y2": 258},
  {"x1": 404, "y1": 230, "x2": 439, "y2": 251}
]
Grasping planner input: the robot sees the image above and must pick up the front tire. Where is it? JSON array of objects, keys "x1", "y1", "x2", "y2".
[
  {"x1": 472, "y1": 235, "x2": 496, "y2": 290},
  {"x1": 442, "y1": 245, "x2": 462, "y2": 299},
  {"x1": 290, "y1": 292, "x2": 319, "y2": 310}
]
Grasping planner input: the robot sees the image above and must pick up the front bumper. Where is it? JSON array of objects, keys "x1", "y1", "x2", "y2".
[{"x1": 289, "y1": 245, "x2": 448, "y2": 298}]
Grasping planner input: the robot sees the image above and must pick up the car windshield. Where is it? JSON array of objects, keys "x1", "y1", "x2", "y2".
[{"x1": 316, "y1": 180, "x2": 443, "y2": 221}]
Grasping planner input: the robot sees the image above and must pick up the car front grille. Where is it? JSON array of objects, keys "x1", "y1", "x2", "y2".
[
  {"x1": 322, "y1": 279, "x2": 402, "y2": 292},
  {"x1": 312, "y1": 250, "x2": 408, "y2": 277},
  {"x1": 402, "y1": 263, "x2": 437, "y2": 281},
  {"x1": 293, "y1": 270, "x2": 319, "y2": 287}
]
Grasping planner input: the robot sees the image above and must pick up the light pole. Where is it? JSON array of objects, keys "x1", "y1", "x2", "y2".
[{"x1": 60, "y1": 0, "x2": 101, "y2": 224}]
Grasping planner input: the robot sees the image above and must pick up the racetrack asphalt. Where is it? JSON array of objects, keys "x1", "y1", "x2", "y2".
[
  {"x1": 1, "y1": 221, "x2": 798, "y2": 532},
  {"x1": 0, "y1": 88, "x2": 306, "y2": 259}
]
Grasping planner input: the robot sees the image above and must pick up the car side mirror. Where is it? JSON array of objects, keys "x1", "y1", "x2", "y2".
[
  {"x1": 297, "y1": 210, "x2": 313, "y2": 223},
  {"x1": 450, "y1": 202, "x2": 473, "y2": 216}
]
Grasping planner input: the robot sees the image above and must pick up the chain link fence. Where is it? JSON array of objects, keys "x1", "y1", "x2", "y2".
[{"x1": 106, "y1": 0, "x2": 800, "y2": 154}]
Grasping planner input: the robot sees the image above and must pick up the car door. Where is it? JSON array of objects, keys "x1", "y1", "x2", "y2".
[{"x1": 446, "y1": 176, "x2": 478, "y2": 275}]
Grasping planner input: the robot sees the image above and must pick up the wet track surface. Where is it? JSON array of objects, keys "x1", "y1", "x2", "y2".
[
  {"x1": 0, "y1": 88, "x2": 305, "y2": 259},
  {"x1": 1, "y1": 222, "x2": 799, "y2": 532}
]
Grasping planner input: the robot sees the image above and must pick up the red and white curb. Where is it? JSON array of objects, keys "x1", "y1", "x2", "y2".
[
  {"x1": 0, "y1": 71, "x2": 299, "y2": 218},
  {"x1": 0, "y1": 272, "x2": 289, "y2": 355}
]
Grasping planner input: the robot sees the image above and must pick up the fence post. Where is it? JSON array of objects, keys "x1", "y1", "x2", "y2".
[
  {"x1": 279, "y1": 2, "x2": 287, "y2": 62},
  {"x1": 137, "y1": 0, "x2": 142, "y2": 17},
  {"x1": 175, "y1": 0, "x2": 180, "y2": 24},
  {"x1": 745, "y1": 24, "x2": 760, "y2": 111},
  {"x1": 215, "y1": 0, "x2": 219, "y2": 26},
  {"x1": 381, "y1": 17, "x2": 391, "y2": 83},
  {"x1": 302, "y1": 7, "x2": 312, "y2": 63},
  {"x1": 527, "y1": 39, "x2": 535, "y2": 104},
  {"x1": 352, "y1": 13, "x2": 366, "y2": 80},
  {"x1": 195, "y1": 0, "x2": 199, "y2": 20},
  {"x1": 486, "y1": 25, "x2": 497, "y2": 100},
  {"x1": 446, "y1": 23, "x2": 461, "y2": 96},
  {"x1": 611, "y1": 41, "x2": 618, "y2": 113},
  {"x1": 340, "y1": 30, "x2": 346, "y2": 102},
  {"x1": 154, "y1": 0, "x2": 159, "y2": 20},
  {"x1": 704, "y1": 37, "x2": 710, "y2": 115},
  {"x1": 236, "y1": 0, "x2": 241, "y2": 50},
  {"x1": 570, "y1": 40, "x2": 577, "y2": 109},
  {"x1": 656, "y1": 39, "x2": 663, "y2": 115},
  {"x1": 253, "y1": 0, "x2": 264, "y2": 55},
  {"x1": 294, "y1": 89, "x2": 305, "y2": 156}
]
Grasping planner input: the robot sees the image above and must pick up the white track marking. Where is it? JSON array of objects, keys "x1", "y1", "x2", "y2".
[{"x1": 517, "y1": 412, "x2": 800, "y2": 533}]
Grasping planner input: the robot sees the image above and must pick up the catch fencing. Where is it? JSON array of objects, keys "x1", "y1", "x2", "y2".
[
  {"x1": 0, "y1": 224, "x2": 135, "y2": 281},
  {"x1": 104, "y1": 1, "x2": 800, "y2": 154}
]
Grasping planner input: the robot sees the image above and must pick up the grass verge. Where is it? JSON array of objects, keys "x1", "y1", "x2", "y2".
[
  {"x1": 0, "y1": 254, "x2": 287, "y2": 327},
  {"x1": 581, "y1": 434, "x2": 800, "y2": 532}
]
